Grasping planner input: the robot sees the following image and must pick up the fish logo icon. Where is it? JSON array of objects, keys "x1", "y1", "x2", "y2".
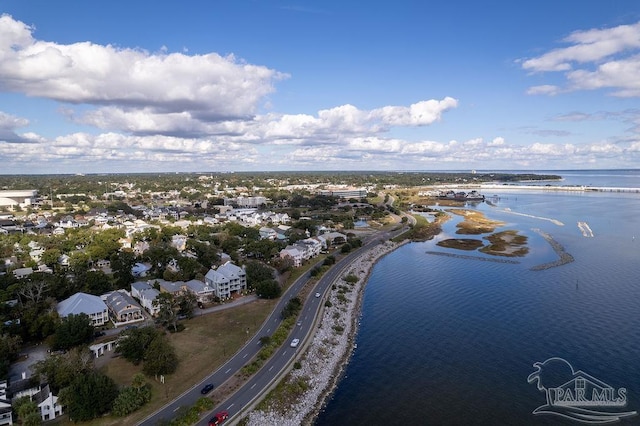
[{"x1": 528, "y1": 357, "x2": 637, "y2": 424}]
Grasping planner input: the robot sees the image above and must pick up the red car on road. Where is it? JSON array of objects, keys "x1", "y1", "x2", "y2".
[{"x1": 208, "y1": 411, "x2": 229, "y2": 425}]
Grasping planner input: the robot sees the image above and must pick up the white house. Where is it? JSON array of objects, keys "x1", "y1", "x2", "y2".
[
  {"x1": 204, "y1": 262, "x2": 247, "y2": 299},
  {"x1": 171, "y1": 234, "x2": 188, "y2": 252},
  {"x1": 259, "y1": 227, "x2": 277, "y2": 240},
  {"x1": 279, "y1": 246, "x2": 304, "y2": 267},
  {"x1": 13, "y1": 384, "x2": 63, "y2": 422},
  {"x1": 0, "y1": 380, "x2": 12, "y2": 426},
  {"x1": 57, "y1": 292, "x2": 109, "y2": 326},
  {"x1": 131, "y1": 281, "x2": 160, "y2": 316}
]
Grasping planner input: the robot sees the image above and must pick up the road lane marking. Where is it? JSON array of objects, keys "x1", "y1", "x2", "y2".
[
  {"x1": 225, "y1": 368, "x2": 231, "y2": 374},
  {"x1": 268, "y1": 366, "x2": 274, "y2": 372},
  {"x1": 243, "y1": 353, "x2": 248, "y2": 358},
  {"x1": 251, "y1": 383, "x2": 256, "y2": 389}
]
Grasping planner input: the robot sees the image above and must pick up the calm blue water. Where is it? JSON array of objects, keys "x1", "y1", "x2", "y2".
[{"x1": 315, "y1": 170, "x2": 640, "y2": 426}]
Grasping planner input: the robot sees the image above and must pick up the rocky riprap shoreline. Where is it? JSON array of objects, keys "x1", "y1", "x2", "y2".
[{"x1": 245, "y1": 240, "x2": 406, "y2": 425}]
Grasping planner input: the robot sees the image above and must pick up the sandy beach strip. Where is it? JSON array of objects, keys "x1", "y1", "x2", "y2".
[{"x1": 245, "y1": 240, "x2": 408, "y2": 425}]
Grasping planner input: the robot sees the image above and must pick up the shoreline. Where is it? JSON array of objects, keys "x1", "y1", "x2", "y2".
[{"x1": 246, "y1": 240, "x2": 408, "y2": 425}]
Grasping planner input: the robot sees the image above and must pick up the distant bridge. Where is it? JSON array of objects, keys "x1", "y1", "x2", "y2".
[{"x1": 479, "y1": 184, "x2": 640, "y2": 194}]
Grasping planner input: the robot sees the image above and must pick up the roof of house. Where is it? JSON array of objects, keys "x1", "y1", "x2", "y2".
[
  {"x1": 217, "y1": 261, "x2": 245, "y2": 279},
  {"x1": 184, "y1": 279, "x2": 211, "y2": 293},
  {"x1": 154, "y1": 279, "x2": 184, "y2": 293},
  {"x1": 131, "y1": 281, "x2": 153, "y2": 292},
  {"x1": 57, "y1": 292, "x2": 107, "y2": 317},
  {"x1": 105, "y1": 290, "x2": 141, "y2": 315}
]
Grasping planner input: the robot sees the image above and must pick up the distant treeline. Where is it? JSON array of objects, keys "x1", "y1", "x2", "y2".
[{"x1": 0, "y1": 171, "x2": 562, "y2": 195}]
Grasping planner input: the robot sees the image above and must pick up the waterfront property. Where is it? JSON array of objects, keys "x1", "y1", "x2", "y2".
[{"x1": 204, "y1": 261, "x2": 247, "y2": 299}]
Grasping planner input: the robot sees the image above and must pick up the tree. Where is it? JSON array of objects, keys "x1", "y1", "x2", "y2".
[
  {"x1": 154, "y1": 292, "x2": 179, "y2": 332},
  {"x1": 281, "y1": 297, "x2": 302, "y2": 319},
  {"x1": 177, "y1": 291, "x2": 197, "y2": 319},
  {"x1": 115, "y1": 326, "x2": 161, "y2": 365},
  {"x1": 245, "y1": 261, "x2": 275, "y2": 289},
  {"x1": 110, "y1": 249, "x2": 136, "y2": 289},
  {"x1": 53, "y1": 313, "x2": 94, "y2": 351},
  {"x1": 17, "y1": 280, "x2": 49, "y2": 305},
  {"x1": 32, "y1": 348, "x2": 94, "y2": 394},
  {"x1": 13, "y1": 396, "x2": 41, "y2": 426},
  {"x1": 40, "y1": 248, "x2": 61, "y2": 268},
  {"x1": 83, "y1": 270, "x2": 113, "y2": 295},
  {"x1": 86, "y1": 228, "x2": 124, "y2": 261},
  {"x1": 0, "y1": 334, "x2": 22, "y2": 380},
  {"x1": 111, "y1": 373, "x2": 152, "y2": 417},
  {"x1": 176, "y1": 256, "x2": 204, "y2": 281},
  {"x1": 143, "y1": 334, "x2": 179, "y2": 376},
  {"x1": 60, "y1": 371, "x2": 118, "y2": 421},
  {"x1": 255, "y1": 279, "x2": 281, "y2": 299}
]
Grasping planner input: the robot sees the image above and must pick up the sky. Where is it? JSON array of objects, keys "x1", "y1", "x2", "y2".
[{"x1": 1, "y1": 0, "x2": 640, "y2": 174}]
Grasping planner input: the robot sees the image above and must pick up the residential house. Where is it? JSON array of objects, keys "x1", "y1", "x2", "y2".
[
  {"x1": 204, "y1": 262, "x2": 247, "y2": 299},
  {"x1": 131, "y1": 281, "x2": 160, "y2": 316},
  {"x1": 171, "y1": 234, "x2": 188, "y2": 252},
  {"x1": 133, "y1": 241, "x2": 150, "y2": 256},
  {"x1": 95, "y1": 259, "x2": 111, "y2": 269},
  {"x1": 259, "y1": 227, "x2": 277, "y2": 240},
  {"x1": 33, "y1": 385, "x2": 63, "y2": 421},
  {"x1": 0, "y1": 380, "x2": 12, "y2": 426},
  {"x1": 279, "y1": 246, "x2": 303, "y2": 267},
  {"x1": 296, "y1": 238, "x2": 322, "y2": 259},
  {"x1": 13, "y1": 267, "x2": 33, "y2": 279},
  {"x1": 29, "y1": 246, "x2": 45, "y2": 262},
  {"x1": 320, "y1": 231, "x2": 347, "y2": 247},
  {"x1": 279, "y1": 237, "x2": 322, "y2": 267},
  {"x1": 131, "y1": 262, "x2": 151, "y2": 278},
  {"x1": 13, "y1": 384, "x2": 63, "y2": 422},
  {"x1": 104, "y1": 290, "x2": 144, "y2": 326},
  {"x1": 153, "y1": 279, "x2": 184, "y2": 296},
  {"x1": 57, "y1": 292, "x2": 109, "y2": 326},
  {"x1": 183, "y1": 279, "x2": 215, "y2": 304},
  {"x1": 58, "y1": 254, "x2": 70, "y2": 268},
  {"x1": 118, "y1": 237, "x2": 132, "y2": 250}
]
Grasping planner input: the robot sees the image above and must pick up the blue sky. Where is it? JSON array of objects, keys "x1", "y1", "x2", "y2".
[{"x1": 1, "y1": 1, "x2": 640, "y2": 174}]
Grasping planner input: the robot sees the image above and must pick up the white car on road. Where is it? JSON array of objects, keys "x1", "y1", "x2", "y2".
[{"x1": 290, "y1": 338, "x2": 300, "y2": 348}]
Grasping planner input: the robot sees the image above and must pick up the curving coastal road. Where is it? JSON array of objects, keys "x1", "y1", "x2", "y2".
[{"x1": 138, "y1": 226, "x2": 405, "y2": 426}]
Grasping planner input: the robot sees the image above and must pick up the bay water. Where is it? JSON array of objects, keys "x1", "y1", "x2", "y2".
[{"x1": 315, "y1": 170, "x2": 640, "y2": 425}]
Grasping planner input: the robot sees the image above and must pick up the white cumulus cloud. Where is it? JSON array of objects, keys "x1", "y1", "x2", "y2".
[
  {"x1": 521, "y1": 20, "x2": 640, "y2": 97},
  {"x1": 0, "y1": 14, "x2": 287, "y2": 120}
]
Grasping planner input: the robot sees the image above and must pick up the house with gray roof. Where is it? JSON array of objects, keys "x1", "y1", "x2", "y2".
[
  {"x1": 105, "y1": 290, "x2": 144, "y2": 326},
  {"x1": 204, "y1": 262, "x2": 247, "y2": 299},
  {"x1": 131, "y1": 281, "x2": 161, "y2": 316},
  {"x1": 56, "y1": 292, "x2": 108, "y2": 326},
  {"x1": 183, "y1": 279, "x2": 214, "y2": 304},
  {"x1": 152, "y1": 279, "x2": 184, "y2": 296}
]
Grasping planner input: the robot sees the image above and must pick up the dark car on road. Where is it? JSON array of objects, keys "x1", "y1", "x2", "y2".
[
  {"x1": 208, "y1": 410, "x2": 229, "y2": 425},
  {"x1": 201, "y1": 383, "x2": 214, "y2": 394}
]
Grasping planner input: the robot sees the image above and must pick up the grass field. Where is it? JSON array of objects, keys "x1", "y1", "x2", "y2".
[{"x1": 72, "y1": 298, "x2": 277, "y2": 426}]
